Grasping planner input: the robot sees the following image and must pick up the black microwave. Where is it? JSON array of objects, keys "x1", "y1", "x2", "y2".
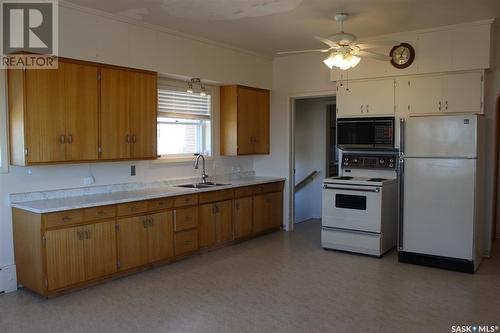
[{"x1": 337, "y1": 117, "x2": 395, "y2": 150}]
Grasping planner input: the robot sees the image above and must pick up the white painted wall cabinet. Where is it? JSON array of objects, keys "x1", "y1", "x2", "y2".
[
  {"x1": 336, "y1": 79, "x2": 395, "y2": 118},
  {"x1": 404, "y1": 72, "x2": 483, "y2": 115}
]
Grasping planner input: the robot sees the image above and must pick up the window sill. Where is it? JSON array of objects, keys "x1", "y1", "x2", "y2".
[{"x1": 152, "y1": 155, "x2": 215, "y2": 165}]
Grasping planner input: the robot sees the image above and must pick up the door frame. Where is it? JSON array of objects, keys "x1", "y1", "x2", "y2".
[
  {"x1": 288, "y1": 90, "x2": 336, "y2": 231},
  {"x1": 494, "y1": 93, "x2": 500, "y2": 239}
]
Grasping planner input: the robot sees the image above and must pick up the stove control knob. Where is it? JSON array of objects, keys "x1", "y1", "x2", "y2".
[
  {"x1": 389, "y1": 163, "x2": 394, "y2": 168},
  {"x1": 379, "y1": 159, "x2": 386, "y2": 165},
  {"x1": 389, "y1": 158, "x2": 395, "y2": 163},
  {"x1": 343, "y1": 162, "x2": 349, "y2": 166},
  {"x1": 352, "y1": 158, "x2": 359, "y2": 164}
]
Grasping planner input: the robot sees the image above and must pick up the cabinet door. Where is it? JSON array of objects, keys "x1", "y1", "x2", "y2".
[
  {"x1": 100, "y1": 68, "x2": 131, "y2": 159},
  {"x1": 267, "y1": 192, "x2": 283, "y2": 229},
  {"x1": 83, "y1": 221, "x2": 117, "y2": 280},
  {"x1": 45, "y1": 226, "x2": 85, "y2": 290},
  {"x1": 129, "y1": 71, "x2": 157, "y2": 159},
  {"x1": 25, "y1": 68, "x2": 66, "y2": 163},
  {"x1": 408, "y1": 76, "x2": 443, "y2": 115},
  {"x1": 237, "y1": 87, "x2": 257, "y2": 154},
  {"x1": 116, "y1": 216, "x2": 149, "y2": 270},
  {"x1": 198, "y1": 203, "x2": 216, "y2": 248},
  {"x1": 148, "y1": 211, "x2": 174, "y2": 263},
  {"x1": 64, "y1": 62, "x2": 99, "y2": 161},
  {"x1": 442, "y1": 72, "x2": 483, "y2": 114},
  {"x1": 253, "y1": 192, "x2": 283, "y2": 233},
  {"x1": 417, "y1": 30, "x2": 452, "y2": 73},
  {"x1": 336, "y1": 81, "x2": 367, "y2": 117},
  {"x1": 253, "y1": 90, "x2": 270, "y2": 154},
  {"x1": 365, "y1": 79, "x2": 395, "y2": 116},
  {"x1": 215, "y1": 200, "x2": 233, "y2": 244},
  {"x1": 234, "y1": 197, "x2": 253, "y2": 239}
]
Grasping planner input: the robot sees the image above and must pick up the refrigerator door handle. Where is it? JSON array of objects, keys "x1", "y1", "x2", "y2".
[{"x1": 398, "y1": 118, "x2": 406, "y2": 250}]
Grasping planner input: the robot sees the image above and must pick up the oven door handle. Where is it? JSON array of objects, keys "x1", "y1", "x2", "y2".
[{"x1": 323, "y1": 185, "x2": 380, "y2": 193}]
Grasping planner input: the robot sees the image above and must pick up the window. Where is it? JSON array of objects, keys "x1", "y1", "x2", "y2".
[{"x1": 157, "y1": 86, "x2": 212, "y2": 160}]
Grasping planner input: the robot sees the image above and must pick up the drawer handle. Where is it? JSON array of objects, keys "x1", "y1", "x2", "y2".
[
  {"x1": 85, "y1": 230, "x2": 91, "y2": 239},
  {"x1": 143, "y1": 218, "x2": 149, "y2": 228},
  {"x1": 62, "y1": 216, "x2": 72, "y2": 222},
  {"x1": 77, "y1": 231, "x2": 84, "y2": 240}
]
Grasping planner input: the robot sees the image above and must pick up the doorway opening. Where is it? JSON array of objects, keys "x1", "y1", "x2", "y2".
[{"x1": 293, "y1": 96, "x2": 337, "y2": 225}]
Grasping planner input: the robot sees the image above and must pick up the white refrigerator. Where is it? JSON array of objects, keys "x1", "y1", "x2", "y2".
[{"x1": 398, "y1": 115, "x2": 485, "y2": 273}]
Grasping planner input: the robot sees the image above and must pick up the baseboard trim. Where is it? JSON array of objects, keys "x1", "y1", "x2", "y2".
[{"x1": 398, "y1": 251, "x2": 475, "y2": 274}]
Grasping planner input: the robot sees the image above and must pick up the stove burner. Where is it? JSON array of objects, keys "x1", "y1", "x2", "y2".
[
  {"x1": 334, "y1": 176, "x2": 353, "y2": 180},
  {"x1": 368, "y1": 178, "x2": 387, "y2": 182}
]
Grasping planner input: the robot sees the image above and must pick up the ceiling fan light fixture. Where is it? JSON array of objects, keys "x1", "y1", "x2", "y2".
[{"x1": 323, "y1": 52, "x2": 361, "y2": 70}]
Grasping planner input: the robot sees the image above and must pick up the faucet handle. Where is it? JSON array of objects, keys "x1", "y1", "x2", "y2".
[{"x1": 194, "y1": 153, "x2": 200, "y2": 156}]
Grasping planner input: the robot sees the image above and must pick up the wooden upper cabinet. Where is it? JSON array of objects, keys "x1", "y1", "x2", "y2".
[
  {"x1": 24, "y1": 67, "x2": 66, "y2": 163},
  {"x1": 64, "y1": 62, "x2": 99, "y2": 161},
  {"x1": 7, "y1": 57, "x2": 157, "y2": 165},
  {"x1": 100, "y1": 68, "x2": 158, "y2": 160},
  {"x1": 220, "y1": 85, "x2": 270, "y2": 156},
  {"x1": 129, "y1": 71, "x2": 158, "y2": 159},
  {"x1": 100, "y1": 68, "x2": 131, "y2": 160}
]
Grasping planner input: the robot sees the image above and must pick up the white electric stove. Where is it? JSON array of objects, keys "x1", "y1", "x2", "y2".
[{"x1": 321, "y1": 151, "x2": 399, "y2": 257}]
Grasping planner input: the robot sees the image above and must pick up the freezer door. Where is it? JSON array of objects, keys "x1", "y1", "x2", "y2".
[
  {"x1": 405, "y1": 115, "x2": 477, "y2": 158},
  {"x1": 402, "y1": 158, "x2": 475, "y2": 260}
]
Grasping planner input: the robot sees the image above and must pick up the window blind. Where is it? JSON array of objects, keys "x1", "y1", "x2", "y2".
[{"x1": 158, "y1": 88, "x2": 211, "y2": 120}]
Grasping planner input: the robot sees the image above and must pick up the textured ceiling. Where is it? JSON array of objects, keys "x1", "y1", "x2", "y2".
[{"x1": 65, "y1": 0, "x2": 500, "y2": 55}]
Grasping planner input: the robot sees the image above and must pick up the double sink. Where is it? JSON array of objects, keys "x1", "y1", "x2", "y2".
[{"x1": 176, "y1": 182, "x2": 230, "y2": 189}]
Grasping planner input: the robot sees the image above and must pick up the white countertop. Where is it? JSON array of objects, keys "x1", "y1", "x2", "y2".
[{"x1": 10, "y1": 177, "x2": 285, "y2": 214}]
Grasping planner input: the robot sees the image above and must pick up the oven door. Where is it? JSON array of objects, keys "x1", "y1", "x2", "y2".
[{"x1": 322, "y1": 184, "x2": 382, "y2": 233}]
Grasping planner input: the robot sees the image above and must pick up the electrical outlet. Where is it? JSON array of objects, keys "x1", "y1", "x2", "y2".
[
  {"x1": 83, "y1": 176, "x2": 95, "y2": 185},
  {"x1": 131, "y1": 165, "x2": 136, "y2": 176}
]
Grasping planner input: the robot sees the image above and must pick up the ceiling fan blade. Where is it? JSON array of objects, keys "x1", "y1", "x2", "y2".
[
  {"x1": 314, "y1": 36, "x2": 339, "y2": 48},
  {"x1": 357, "y1": 40, "x2": 399, "y2": 50},
  {"x1": 277, "y1": 49, "x2": 330, "y2": 55},
  {"x1": 356, "y1": 50, "x2": 391, "y2": 61}
]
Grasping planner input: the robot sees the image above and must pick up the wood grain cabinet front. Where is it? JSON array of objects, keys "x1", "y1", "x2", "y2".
[
  {"x1": 7, "y1": 57, "x2": 158, "y2": 165},
  {"x1": 116, "y1": 211, "x2": 174, "y2": 270},
  {"x1": 44, "y1": 220, "x2": 116, "y2": 291},
  {"x1": 199, "y1": 200, "x2": 233, "y2": 249},
  {"x1": 253, "y1": 191, "x2": 283, "y2": 234},
  {"x1": 220, "y1": 85, "x2": 270, "y2": 156}
]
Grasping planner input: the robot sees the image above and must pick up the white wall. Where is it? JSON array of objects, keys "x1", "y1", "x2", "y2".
[
  {"x1": 254, "y1": 53, "x2": 336, "y2": 230},
  {"x1": 294, "y1": 98, "x2": 333, "y2": 223},
  {"x1": 0, "y1": 3, "x2": 273, "y2": 273}
]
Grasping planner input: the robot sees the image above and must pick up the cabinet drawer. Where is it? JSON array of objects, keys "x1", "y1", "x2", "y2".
[
  {"x1": 147, "y1": 197, "x2": 174, "y2": 211},
  {"x1": 45, "y1": 210, "x2": 84, "y2": 228},
  {"x1": 234, "y1": 186, "x2": 254, "y2": 198},
  {"x1": 173, "y1": 194, "x2": 198, "y2": 208},
  {"x1": 199, "y1": 189, "x2": 234, "y2": 204},
  {"x1": 174, "y1": 207, "x2": 198, "y2": 232},
  {"x1": 83, "y1": 205, "x2": 116, "y2": 222},
  {"x1": 117, "y1": 201, "x2": 149, "y2": 216},
  {"x1": 174, "y1": 230, "x2": 199, "y2": 256},
  {"x1": 252, "y1": 182, "x2": 284, "y2": 195}
]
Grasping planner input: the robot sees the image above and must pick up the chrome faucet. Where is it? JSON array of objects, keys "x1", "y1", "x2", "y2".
[{"x1": 194, "y1": 153, "x2": 208, "y2": 184}]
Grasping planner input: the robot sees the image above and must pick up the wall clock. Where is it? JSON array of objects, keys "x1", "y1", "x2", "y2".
[{"x1": 389, "y1": 43, "x2": 415, "y2": 69}]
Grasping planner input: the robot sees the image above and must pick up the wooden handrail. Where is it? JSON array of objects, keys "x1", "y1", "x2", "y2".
[{"x1": 295, "y1": 170, "x2": 319, "y2": 192}]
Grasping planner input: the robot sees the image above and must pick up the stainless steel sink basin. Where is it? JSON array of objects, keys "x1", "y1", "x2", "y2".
[{"x1": 176, "y1": 182, "x2": 229, "y2": 189}]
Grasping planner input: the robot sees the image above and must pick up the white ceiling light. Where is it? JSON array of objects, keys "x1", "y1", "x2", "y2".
[
  {"x1": 323, "y1": 52, "x2": 360, "y2": 70},
  {"x1": 187, "y1": 78, "x2": 207, "y2": 96}
]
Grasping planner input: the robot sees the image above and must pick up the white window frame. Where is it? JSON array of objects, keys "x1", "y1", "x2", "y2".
[
  {"x1": 156, "y1": 78, "x2": 214, "y2": 163},
  {"x1": 0, "y1": 70, "x2": 9, "y2": 173}
]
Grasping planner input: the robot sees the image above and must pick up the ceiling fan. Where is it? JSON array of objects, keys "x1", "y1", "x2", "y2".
[{"x1": 277, "y1": 13, "x2": 397, "y2": 70}]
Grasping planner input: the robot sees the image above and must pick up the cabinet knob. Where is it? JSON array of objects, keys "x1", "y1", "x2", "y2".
[
  {"x1": 360, "y1": 105, "x2": 364, "y2": 113},
  {"x1": 67, "y1": 134, "x2": 73, "y2": 144},
  {"x1": 77, "y1": 231, "x2": 84, "y2": 240},
  {"x1": 366, "y1": 104, "x2": 369, "y2": 113},
  {"x1": 126, "y1": 134, "x2": 131, "y2": 143},
  {"x1": 132, "y1": 134, "x2": 137, "y2": 143},
  {"x1": 438, "y1": 101, "x2": 442, "y2": 111},
  {"x1": 445, "y1": 100, "x2": 448, "y2": 110},
  {"x1": 60, "y1": 134, "x2": 66, "y2": 144}
]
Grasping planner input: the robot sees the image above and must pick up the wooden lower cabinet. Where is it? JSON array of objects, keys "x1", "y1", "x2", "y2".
[
  {"x1": 45, "y1": 221, "x2": 116, "y2": 291},
  {"x1": 12, "y1": 182, "x2": 284, "y2": 296},
  {"x1": 117, "y1": 211, "x2": 174, "y2": 270},
  {"x1": 253, "y1": 192, "x2": 283, "y2": 233},
  {"x1": 233, "y1": 197, "x2": 253, "y2": 239},
  {"x1": 199, "y1": 200, "x2": 233, "y2": 249}
]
